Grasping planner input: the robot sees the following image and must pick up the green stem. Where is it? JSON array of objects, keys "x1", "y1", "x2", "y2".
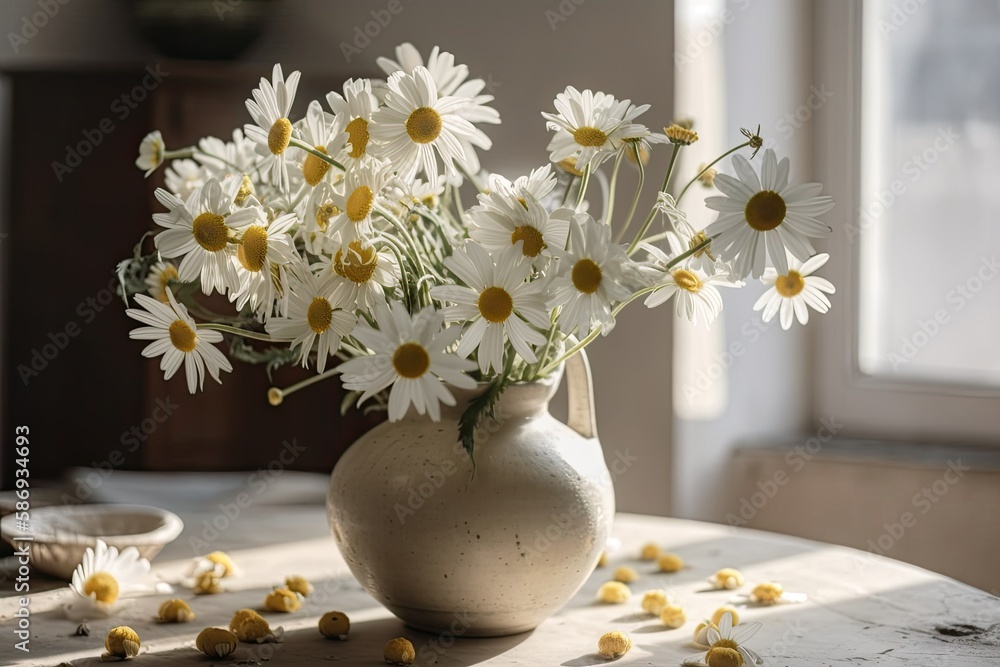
[
  {"x1": 675, "y1": 140, "x2": 751, "y2": 204},
  {"x1": 604, "y1": 149, "x2": 625, "y2": 225},
  {"x1": 561, "y1": 174, "x2": 578, "y2": 207},
  {"x1": 575, "y1": 165, "x2": 592, "y2": 209},
  {"x1": 660, "y1": 143, "x2": 681, "y2": 193},
  {"x1": 626, "y1": 144, "x2": 681, "y2": 255},
  {"x1": 614, "y1": 143, "x2": 646, "y2": 244},
  {"x1": 198, "y1": 322, "x2": 275, "y2": 342},
  {"x1": 273, "y1": 368, "x2": 340, "y2": 402},
  {"x1": 289, "y1": 138, "x2": 346, "y2": 172}
]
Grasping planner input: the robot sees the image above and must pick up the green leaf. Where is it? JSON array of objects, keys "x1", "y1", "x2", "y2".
[{"x1": 457, "y1": 353, "x2": 515, "y2": 469}]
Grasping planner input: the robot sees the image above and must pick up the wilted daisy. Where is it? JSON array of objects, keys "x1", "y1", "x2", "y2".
[
  {"x1": 244, "y1": 64, "x2": 301, "y2": 191},
  {"x1": 737, "y1": 581, "x2": 808, "y2": 606},
  {"x1": 126, "y1": 288, "x2": 233, "y2": 393},
  {"x1": 753, "y1": 253, "x2": 835, "y2": 330},
  {"x1": 266, "y1": 267, "x2": 356, "y2": 374},
  {"x1": 542, "y1": 87, "x2": 655, "y2": 171},
  {"x1": 65, "y1": 540, "x2": 151, "y2": 620},
  {"x1": 431, "y1": 243, "x2": 550, "y2": 373},
  {"x1": 705, "y1": 148, "x2": 834, "y2": 279},
  {"x1": 153, "y1": 177, "x2": 256, "y2": 296},
  {"x1": 326, "y1": 78, "x2": 381, "y2": 167},
  {"x1": 145, "y1": 260, "x2": 179, "y2": 303},
  {"x1": 683, "y1": 611, "x2": 763, "y2": 667},
  {"x1": 136, "y1": 130, "x2": 164, "y2": 176},
  {"x1": 549, "y1": 215, "x2": 632, "y2": 336},
  {"x1": 642, "y1": 245, "x2": 735, "y2": 327},
  {"x1": 467, "y1": 182, "x2": 570, "y2": 261},
  {"x1": 328, "y1": 240, "x2": 398, "y2": 315},
  {"x1": 295, "y1": 100, "x2": 346, "y2": 188},
  {"x1": 337, "y1": 301, "x2": 478, "y2": 421},
  {"x1": 327, "y1": 159, "x2": 393, "y2": 245},
  {"x1": 229, "y1": 211, "x2": 299, "y2": 317},
  {"x1": 369, "y1": 66, "x2": 492, "y2": 189}
]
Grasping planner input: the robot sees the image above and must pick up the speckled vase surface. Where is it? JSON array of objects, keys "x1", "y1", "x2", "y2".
[{"x1": 326, "y1": 350, "x2": 615, "y2": 637}]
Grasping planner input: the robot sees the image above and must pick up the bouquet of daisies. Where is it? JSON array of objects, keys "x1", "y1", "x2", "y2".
[{"x1": 120, "y1": 43, "x2": 836, "y2": 454}]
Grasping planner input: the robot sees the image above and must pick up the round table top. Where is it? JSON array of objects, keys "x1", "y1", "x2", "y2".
[{"x1": 3, "y1": 507, "x2": 999, "y2": 666}]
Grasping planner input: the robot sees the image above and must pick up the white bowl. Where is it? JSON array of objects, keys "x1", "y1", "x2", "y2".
[{"x1": 1, "y1": 504, "x2": 183, "y2": 580}]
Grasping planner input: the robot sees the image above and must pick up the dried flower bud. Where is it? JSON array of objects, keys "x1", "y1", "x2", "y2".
[
  {"x1": 383, "y1": 637, "x2": 416, "y2": 665},
  {"x1": 264, "y1": 588, "x2": 302, "y2": 613},
  {"x1": 205, "y1": 551, "x2": 236, "y2": 577},
  {"x1": 641, "y1": 590, "x2": 669, "y2": 615},
  {"x1": 639, "y1": 543, "x2": 661, "y2": 560},
  {"x1": 751, "y1": 582, "x2": 783, "y2": 603},
  {"x1": 103, "y1": 626, "x2": 140, "y2": 661},
  {"x1": 711, "y1": 606, "x2": 740, "y2": 627},
  {"x1": 559, "y1": 157, "x2": 585, "y2": 177},
  {"x1": 660, "y1": 603, "x2": 687, "y2": 629},
  {"x1": 193, "y1": 571, "x2": 222, "y2": 595},
  {"x1": 612, "y1": 566, "x2": 639, "y2": 583},
  {"x1": 596, "y1": 551, "x2": 608, "y2": 568},
  {"x1": 712, "y1": 568, "x2": 744, "y2": 590},
  {"x1": 597, "y1": 630, "x2": 632, "y2": 659},
  {"x1": 318, "y1": 611, "x2": 351, "y2": 640},
  {"x1": 596, "y1": 581, "x2": 631, "y2": 604},
  {"x1": 664, "y1": 124, "x2": 699, "y2": 146},
  {"x1": 229, "y1": 608, "x2": 259, "y2": 632},
  {"x1": 693, "y1": 621, "x2": 718, "y2": 647},
  {"x1": 230, "y1": 609, "x2": 284, "y2": 644},
  {"x1": 285, "y1": 575, "x2": 314, "y2": 597},
  {"x1": 195, "y1": 627, "x2": 238, "y2": 658},
  {"x1": 657, "y1": 553, "x2": 684, "y2": 573},
  {"x1": 157, "y1": 599, "x2": 195, "y2": 623}
]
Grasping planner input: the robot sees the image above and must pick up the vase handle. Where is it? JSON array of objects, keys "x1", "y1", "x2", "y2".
[{"x1": 566, "y1": 349, "x2": 597, "y2": 439}]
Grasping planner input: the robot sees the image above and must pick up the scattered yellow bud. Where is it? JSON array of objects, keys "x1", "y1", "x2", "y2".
[
  {"x1": 711, "y1": 605, "x2": 740, "y2": 627},
  {"x1": 660, "y1": 603, "x2": 687, "y2": 629},
  {"x1": 657, "y1": 553, "x2": 684, "y2": 573},
  {"x1": 713, "y1": 568, "x2": 744, "y2": 590},
  {"x1": 230, "y1": 608, "x2": 282, "y2": 643},
  {"x1": 383, "y1": 637, "x2": 416, "y2": 665},
  {"x1": 706, "y1": 645, "x2": 743, "y2": 667},
  {"x1": 318, "y1": 611, "x2": 351, "y2": 640},
  {"x1": 285, "y1": 575, "x2": 314, "y2": 596},
  {"x1": 596, "y1": 551, "x2": 608, "y2": 568},
  {"x1": 641, "y1": 590, "x2": 669, "y2": 615},
  {"x1": 103, "y1": 625, "x2": 140, "y2": 660},
  {"x1": 206, "y1": 551, "x2": 236, "y2": 577},
  {"x1": 597, "y1": 630, "x2": 632, "y2": 659},
  {"x1": 195, "y1": 627, "x2": 238, "y2": 658},
  {"x1": 157, "y1": 599, "x2": 195, "y2": 623},
  {"x1": 751, "y1": 582, "x2": 783, "y2": 603},
  {"x1": 229, "y1": 608, "x2": 259, "y2": 632},
  {"x1": 193, "y1": 571, "x2": 223, "y2": 595},
  {"x1": 693, "y1": 621, "x2": 718, "y2": 647},
  {"x1": 612, "y1": 565, "x2": 639, "y2": 583},
  {"x1": 639, "y1": 543, "x2": 661, "y2": 560},
  {"x1": 596, "y1": 581, "x2": 631, "y2": 604},
  {"x1": 264, "y1": 587, "x2": 302, "y2": 613}
]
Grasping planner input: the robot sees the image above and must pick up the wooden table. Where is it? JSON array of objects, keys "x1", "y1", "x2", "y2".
[{"x1": 3, "y1": 505, "x2": 999, "y2": 666}]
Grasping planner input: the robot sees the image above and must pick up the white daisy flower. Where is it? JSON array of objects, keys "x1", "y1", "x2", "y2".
[
  {"x1": 152, "y1": 177, "x2": 255, "y2": 296},
  {"x1": 391, "y1": 177, "x2": 445, "y2": 211},
  {"x1": 266, "y1": 266, "x2": 356, "y2": 374},
  {"x1": 328, "y1": 239, "x2": 399, "y2": 316},
  {"x1": 683, "y1": 611, "x2": 763, "y2": 667},
  {"x1": 549, "y1": 214, "x2": 632, "y2": 337},
  {"x1": 136, "y1": 130, "x2": 164, "y2": 176},
  {"x1": 195, "y1": 129, "x2": 258, "y2": 178},
  {"x1": 541, "y1": 87, "x2": 654, "y2": 172},
  {"x1": 468, "y1": 178, "x2": 570, "y2": 261},
  {"x1": 65, "y1": 539, "x2": 151, "y2": 621},
  {"x1": 326, "y1": 78, "x2": 381, "y2": 167},
  {"x1": 336, "y1": 301, "x2": 478, "y2": 422},
  {"x1": 753, "y1": 252, "x2": 835, "y2": 330},
  {"x1": 295, "y1": 100, "x2": 346, "y2": 188},
  {"x1": 164, "y1": 159, "x2": 206, "y2": 201},
  {"x1": 126, "y1": 288, "x2": 233, "y2": 393},
  {"x1": 642, "y1": 245, "x2": 736, "y2": 327},
  {"x1": 244, "y1": 64, "x2": 302, "y2": 191},
  {"x1": 369, "y1": 66, "x2": 492, "y2": 189},
  {"x1": 509, "y1": 163, "x2": 560, "y2": 202},
  {"x1": 705, "y1": 148, "x2": 834, "y2": 279},
  {"x1": 229, "y1": 211, "x2": 299, "y2": 318},
  {"x1": 327, "y1": 159, "x2": 393, "y2": 246},
  {"x1": 431, "y1": 242, "x2": 549, "y2": 374},
  {"x1": 145, "y1": 260, "x2": 179, "y2": 303}
]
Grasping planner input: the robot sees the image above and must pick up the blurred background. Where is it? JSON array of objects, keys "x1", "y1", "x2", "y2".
[{"x1": 0, "y1": 0, "x2": 998, "y2": 592}]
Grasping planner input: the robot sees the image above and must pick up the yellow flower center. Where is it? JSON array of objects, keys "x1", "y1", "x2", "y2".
[
  {"x1": 268, "y1": 118, "x2": 292, "y2": 154},
  {"x1": 689, "y1": 231, "x2": 716, "y2": 260},
  {"x1": 346, "y1": 117, "x2": 370, "y2": 158},
  {"x1": 517, "y1": 197, "x2": 528, "y2": 209},
  {"x1": 745, "y1": 190, "x2": 786, "y2": 231},
  {"x1": 316, "y1": 202, "x2": 339, "y2": 231},
  {"x1": 346, "y1": 185, "x2": 374, "y2": 222},
  {"x1": 192, "y1": 212, "x2": 229, "y2": 252},
  {"x1": 573, "y1": 126, "x2": 608, "y2": 147},
  {"x1": 155, "y1": 265, "x2": 179, "y2": 302},
  {"x1": 168, "y1": 320, "x2": 198, "y2": 353},
  {"x1": 775, "y1": 270, "x2": 805, "y2": 298},
  {"x1": 393, "y1": 342, "x2": 431, "y2": 379},
  {"x1": 336, "y1": 241, "x2": 378, "y2": 284},
  {"x1": 673, "y1": 269, "x2": 702, "y2": 293},
  {"x1": 478, "y1": 286, "x2": 514, "y2": 323},
  {"x1": 307, "y1": 297, "x2": 333, "y2": 334},
  {"x1": 511, "y1": 226, "x2": 545, "y2": 257},
  {"x1": 83, "y1": 572, "x2": 120, "y2": 604},
  {"x1": 406, "y1": 107, "x2": 443, "y2": 144},
  {"x1": 706, "y1": 645, "x2": 743, "y2": 667},
  {"x1": 572, "y1": 258, "x2": 602, "y2": 294},
  {"x1": 237, "y1": 225, "x2": 269, "y2": 272},
  {"x1": 302, "y1": 145, "x2": 331, "y2": 186}
]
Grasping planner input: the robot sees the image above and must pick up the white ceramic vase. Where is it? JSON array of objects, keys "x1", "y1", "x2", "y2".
[{"x1": 326, "y1": 350, "x2": 614, "y2": 637}]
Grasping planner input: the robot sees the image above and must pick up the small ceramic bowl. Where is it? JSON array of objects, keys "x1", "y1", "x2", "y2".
[{"x1": 1, "y1": 504, "x2": 183, "y2": 580}]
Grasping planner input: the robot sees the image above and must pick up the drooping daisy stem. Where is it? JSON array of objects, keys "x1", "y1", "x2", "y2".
[
  {"x1": 625, "y1": 144, "x2": 681, "y2": 255},
  {"x1": 614, "y1": 143, "x2": 646, "y2": 244},
  {"x1": 604, "y1": 148, "x2": 626, "y2": 226},
  {"x1": 198, "y1": 322, "x2": 275, "y2": 342},
  {"x1": 675, "y1": 140, "x2": 752, "y2": 204},
  {"x1": 164, "y1": 147, "x2": 195, "y2": 161},
  {"x1": 288, "y1": 138, "x2": 346, "y2": 172},
  {"x1": 271, "y1": 368, "x2": 340, "y2": 403}
]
